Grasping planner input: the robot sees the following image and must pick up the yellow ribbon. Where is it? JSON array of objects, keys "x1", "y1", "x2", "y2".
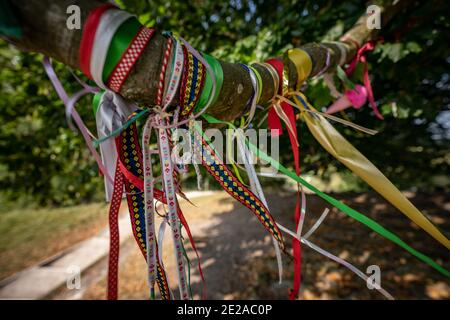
[
  {"x1": 292, "y1": 93, "x2": 450, "y2": 250},
  {"x1": 287, "y1": 48, "x2": 312, "y2": 91}
]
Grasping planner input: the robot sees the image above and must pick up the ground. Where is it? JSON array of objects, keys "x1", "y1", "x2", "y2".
[
  {"x1": 0, "y1": 202, "x2": 109, "y2": 280},
  {"x1": 48, "y1": 189, "x2": 449, "y2": 300}
]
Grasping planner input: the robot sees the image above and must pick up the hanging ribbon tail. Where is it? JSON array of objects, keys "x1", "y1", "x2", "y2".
[
  {"x1": 107, "y1": 161, "x2": 124, "y2": 300},
  {"x1": 115, "y1": 122, "x2": 171, "y2": 300},
  {"x1": 301, "y1": 110, "x2": 450, "y2": 249},
  {"x1": 193, "y1": 124, "x2": 286, "y2": 252},
  {"x1": 204, "y1": 113, "x2": 450, "y2": 277},
  {"x1": 267, "y1": 106, "x2": 283, "y2": 137},
  {"x1": 290, "y1": 193, "x2": 302, "y2": 300},
  {"x1": 363, "y1": 63, "x2": 384, "y2": 120},
  {"x1": 234, "y1": 130, "x2": 284, "y2": 285},
  {"x1": 177, "y1": 204, "x2": 207, "y2": 299},
  {"x1": 277, "y1": 101, "x2": 303, "y2": 300},
  {"x1": 115, "y1": 123, "x2": 205, "y2": 298},
  {"x1": 94, "y1": 91, "x2": 138, "y2": 200}
]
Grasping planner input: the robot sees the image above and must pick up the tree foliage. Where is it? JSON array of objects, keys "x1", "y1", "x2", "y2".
[{"x1": 1, "y1": 0, "x2": 449, "y2": 206}]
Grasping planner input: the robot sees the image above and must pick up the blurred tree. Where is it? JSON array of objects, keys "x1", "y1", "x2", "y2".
[{"x1": 0, "y1": 0, "x2": 449, "y2": 206}]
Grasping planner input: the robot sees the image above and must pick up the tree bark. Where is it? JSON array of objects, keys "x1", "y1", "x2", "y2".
[{"x1": 2, "y1": 0, "x2": 407, "y2": 122}]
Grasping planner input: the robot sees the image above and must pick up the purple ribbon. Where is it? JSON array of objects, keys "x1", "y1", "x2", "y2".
[{"x1": 42, "y1": 57, "x2": 114, "y2": 185}]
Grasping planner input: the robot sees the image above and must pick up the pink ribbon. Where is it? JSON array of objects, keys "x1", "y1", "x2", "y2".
[{"x1": 345, "y1": 40, "x2": 384, "y2": 120}]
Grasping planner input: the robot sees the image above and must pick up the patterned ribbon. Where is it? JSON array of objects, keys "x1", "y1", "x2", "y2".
[
  {"x1": 179, "y1": 44, "x2": 206, "y2": 118},
  {"x1": 142, "y1": 116, "x2": 157, "y2": 298},
  {"x1": 107, "y1": 161, "x2": 123, "y2": 300},
  {"x1": 156, "y1": 114, "x2": 190, "y2": 300},
  {"x1": 162, "y1": 37, "x2": 184, "y2": 109},
  {"x1": 107, "y1": 27, "x2": 155, "y2": 92},
  {"x1": 192, "y1": 122, "x2": 285, "y2": 251},
  {"x1": 116, "y1": 122, "x2": 171, "y2": 299}
]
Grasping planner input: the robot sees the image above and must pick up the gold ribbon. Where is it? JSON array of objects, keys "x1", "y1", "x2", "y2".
[
  {"x1": 292, "y1": 94, "x2": 450, "y2": 250},
  {"x1": 286, "y1": 48, "x2": 312, "y2": 92}
]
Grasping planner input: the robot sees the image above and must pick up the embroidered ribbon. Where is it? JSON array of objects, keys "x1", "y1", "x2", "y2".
[
  {"x1": 116, "y1": 122, "x2": 171, "y2": 299},
  {"x1": 107, "y1": 27, "x2": 155, "y2": 92},
  {"x1": 156, "y1": 114, "x2": 189, "y2": 300},
  {"x1": 179, "y1": 44, "x2": 206, "y2": 118},
  {"x1": 192, "y1": 122, "x2": 285, "y2": 251},
  {"x1": 142, "y1": 116, "x2": 157, "y2": 298},
  {"x1": 107, "y1": 161, "x2": 123, "y2": 300},
  {"x1": 162, "y1": 37, "x2": 184, "y2": 109}
]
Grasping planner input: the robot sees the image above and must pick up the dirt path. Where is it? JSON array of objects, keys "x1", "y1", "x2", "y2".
[{"x1": 54, "y1": 190, "x2": 449, "y2": 300}]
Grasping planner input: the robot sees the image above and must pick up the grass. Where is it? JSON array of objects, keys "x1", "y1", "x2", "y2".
[{"x1": 0, "y1": 202, "x2": 109, "y2": 281}]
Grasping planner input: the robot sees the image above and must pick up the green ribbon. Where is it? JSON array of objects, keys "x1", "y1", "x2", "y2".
[
  {"x1": 92, "y1": 91, "x2": 105, "y2": 116},
  {"x1": 102, "y1": 17, "x2": 141, "y2": 83},
  {"x1": 201, "y1": 113, "x2": 450, "y2": 278},
  {"x1": 336, "y1": 65, "x2": 356, "y2": 90},
  {"x1": 93, "y1": 108, "x2": 149, "y2": 147},
  {"x1": 196, "y1": 53, "x2": 224, "y2": 112}
]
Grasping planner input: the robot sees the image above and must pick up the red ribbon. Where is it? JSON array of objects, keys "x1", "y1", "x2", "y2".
[
  {"x1": 266, "y1": 58, "x2": 302, "y2": 300},
  {"x1": 107, "y1": 161, "x2": 124, "y2": 300},
  {"x1": 345, "y1": 40, "x2": 384, "y2": 120},
  {"x1": 79, "y1": 3, "x2": 116, "y2": 79}
]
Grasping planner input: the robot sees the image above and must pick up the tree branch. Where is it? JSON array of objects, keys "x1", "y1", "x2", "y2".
[{"x1": 2, "y1": 0, "x2": 408, "y2": 121}]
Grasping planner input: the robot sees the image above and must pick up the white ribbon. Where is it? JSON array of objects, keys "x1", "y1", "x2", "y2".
[
  {"x1": 162, "y1": 38, "x2": 184, "y2": 109},
  {"x1": 244, "y1": 67, "x2": 259, "y2": 128},
  {"x1": 234, "y1": 129, "x2": 284, "y2": 283},
  {"x1": 302, "y1": 208, "x2": 329, "y2": 240},
  {"x1": 142, "y1": 116, "x2": 157, "y2": 295},
  {"x1": 156, "y1": 114, "x2": 189, "y2": 300},
  {"x1": 95, "y1": 91, "x2": 137, "y2": 200},
  {"x1": 90, "y1": 9, "x2": 133, "y2": 89}
]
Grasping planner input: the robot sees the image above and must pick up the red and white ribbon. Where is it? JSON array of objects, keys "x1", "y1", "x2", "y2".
[
  {"x1": 156, "y1": 114, "x2": 189, "y2": 300},
  {"x1": 142, "y1": 116, "x2": 157, "y2": 295},
  {"x1": 107, "y1": 27, "x2": 155, "y2": 92},
  {"x1": 162, "y1": 38, "x2": 184, "y2": 109},
  {"x1": 107, "y1": 161, "x2": 124, "y2": 300}
]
